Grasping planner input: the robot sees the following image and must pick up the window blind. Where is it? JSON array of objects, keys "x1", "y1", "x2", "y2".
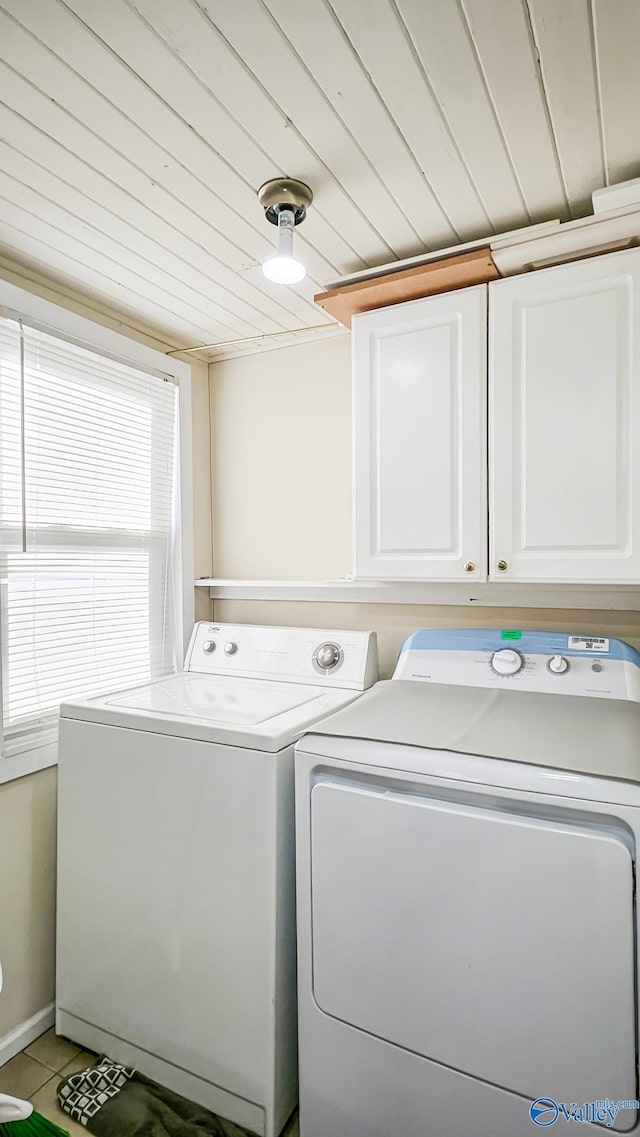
[{"x1": 0, "y1": 316, "x2": 178, "y2": 753}]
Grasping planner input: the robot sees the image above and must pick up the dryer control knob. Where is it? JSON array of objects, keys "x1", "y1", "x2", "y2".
[
  {"x1": 224, "y1": 641, "x2": 238, "y2": 656},
  {"x1": 203, "y1": 640, "x2": 216, "y2": 654},
  {"x1": 548, "y1": 655, "x2": 569, "y2": 674},
  {"x1": 491, "y1": 648, "x2": 523, "y2": 676}
]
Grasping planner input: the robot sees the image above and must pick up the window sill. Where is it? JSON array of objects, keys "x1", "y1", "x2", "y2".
[{"x1": 0, "y1": 740, "x2": 57, "y2": 785}]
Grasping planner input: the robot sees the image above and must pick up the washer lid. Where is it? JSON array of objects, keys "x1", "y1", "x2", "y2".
[
  {"x1": 104, "y1": 673, "x2": 321, "y2": 725},
  {"x1": 59, "y1": 672, "x2": 361, "y2": 751}
]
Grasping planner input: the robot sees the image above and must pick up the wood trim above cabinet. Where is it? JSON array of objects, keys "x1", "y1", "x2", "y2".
[{"x1": 314, "y1": 248, "x2": 500, "y2": 327}]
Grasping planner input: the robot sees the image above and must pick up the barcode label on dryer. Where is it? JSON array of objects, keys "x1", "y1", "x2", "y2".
[{"x1": 568, "y1": 636, "x2": 610, "y2": 652}]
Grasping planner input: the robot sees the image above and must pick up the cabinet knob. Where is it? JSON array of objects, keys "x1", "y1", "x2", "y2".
[
  {"x1": 464, "y1": 561, "x2": 475, "y2": 572},
  {"x1": 497, "y1": 559, "x2": 508, "y2": 571}
]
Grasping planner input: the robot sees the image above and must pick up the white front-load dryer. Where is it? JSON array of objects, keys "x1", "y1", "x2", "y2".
[
  {"x1": 56, "y1": 622, "x2": 377, "y2": 1137},
  {"x1": 295, "y1": 629, "x2": 640, "y2": 1136}
]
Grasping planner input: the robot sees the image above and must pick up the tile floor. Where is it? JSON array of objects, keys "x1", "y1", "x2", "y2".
[
  {"x1": 0, "y1": 1027, "x2": 300, "y2": 1136},
  {"x1": 0, "y1": 1029, "x2": 93, "y2": 1136}
]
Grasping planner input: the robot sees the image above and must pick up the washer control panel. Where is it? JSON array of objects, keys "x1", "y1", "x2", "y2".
[
  {"x1": 184, "y1": 623, "x2": 377, "y2": 690},
  {"x1": 394, "y1": 630, "x2": 640, "y2": 702}
]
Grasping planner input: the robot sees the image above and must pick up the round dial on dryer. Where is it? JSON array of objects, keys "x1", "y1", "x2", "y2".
[
  {"x1": 548, "y1": 655, "x2": 569, "y2": 674},
  {"x1": 490, "y1": 648, "x2": 524, "y2": 676},
  {"x1": 314, "y1": 642, "x2": 343, "y2": 672}
]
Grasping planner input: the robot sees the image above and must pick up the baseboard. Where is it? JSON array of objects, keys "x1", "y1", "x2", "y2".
[{"x1": 0, "y1": 1002, "x2": 55, "y2": 1067}]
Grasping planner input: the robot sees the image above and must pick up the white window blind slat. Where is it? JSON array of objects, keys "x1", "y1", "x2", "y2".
[
  {"x1": 0, "y1": 317, "x2": 179, "y2": 751},
  {"x1": 0, "y1": 346, "x2": 23, "y2": 542}
]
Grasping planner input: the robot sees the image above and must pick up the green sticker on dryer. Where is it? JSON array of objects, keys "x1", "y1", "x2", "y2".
[{"x1": 500, "y1": 630, "x2": 522, "y2": 640}]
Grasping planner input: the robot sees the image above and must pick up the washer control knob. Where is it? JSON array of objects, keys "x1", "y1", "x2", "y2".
[
  {"x1": 548, "y1": 655, "x2": 569, "y2": 675},
  {"x1": 491, "y1": 648, "x2": 523, "y2": 676},
  {"x1": 224, "y1": 641, "x2": 238, "y2": 656},
  {"x1": 316, "y1": 643, "x2": 341, "y2": 669},
  {"x1": 203, "y1": 640, "x2": 216, "y2": 654}
]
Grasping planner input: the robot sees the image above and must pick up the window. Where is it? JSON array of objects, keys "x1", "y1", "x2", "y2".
[{"x1": 0, "y1": 314, "x2": 182, "y2": 765}]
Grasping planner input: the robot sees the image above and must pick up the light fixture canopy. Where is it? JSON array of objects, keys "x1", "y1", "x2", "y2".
[{"x1": 258, "y1": 178, "x2": 313, "y2": 285}]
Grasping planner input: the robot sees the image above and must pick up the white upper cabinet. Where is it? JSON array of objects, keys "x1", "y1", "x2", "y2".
[
  {"x1": 490, "y1": 248, "x2": 640, "y2": 583},
  {"x1": 353, "y1": 246, "x2": 640, "y2": 587},
  {"x1": 353, "y1": 286, "x2": 487, "y2": 581}
]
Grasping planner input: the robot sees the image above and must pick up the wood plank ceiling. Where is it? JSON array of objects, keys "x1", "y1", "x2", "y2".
[{"x1": 0, "y1": 0, "x2": 638, "y2": 357}]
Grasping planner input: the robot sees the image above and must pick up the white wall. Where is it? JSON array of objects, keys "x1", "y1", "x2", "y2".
[
  {"x1": 214, "y1": 599, "x2": 640, "y2": 679},
  {"x1": 0, "y1": 261, "x2": 213, "y2": 1042},
  {"x1": 209, "y1": 335, "x2": 640, "y2": 676},
  {"x1": 210, "y1": 334, "x2": 351, "y2": 579},
  {"x1": 0, "y1": 768, "x2": 57, "y2": 1038},
  {"x1": 190, "y1": 363, "x2": 213, "y2": 581}
]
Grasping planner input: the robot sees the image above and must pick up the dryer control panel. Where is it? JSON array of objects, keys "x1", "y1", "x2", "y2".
[
  {"x1": 184, "y1": 623, "x2": 378, "y2": 691},
  {"x1": 393, "y1": 629, "x2": 640, "y2": 701}
]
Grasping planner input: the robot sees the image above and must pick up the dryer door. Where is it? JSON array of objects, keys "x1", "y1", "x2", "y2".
[{"x1": 310, "y1": 776, "x2": 637, "y2": 1129}]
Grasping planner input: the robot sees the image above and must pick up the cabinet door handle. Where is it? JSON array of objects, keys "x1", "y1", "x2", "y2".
[
  {"x1": 464, "y1": 561, "x2": 475, "y2": 572},
  {"x1": 497, "y1": 560, "x2": 508, "y2": 571}
]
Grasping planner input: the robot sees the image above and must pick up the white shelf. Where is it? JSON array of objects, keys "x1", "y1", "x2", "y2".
[{"x1": 195, "y1": 579, "x2": 640, "y2": 610}]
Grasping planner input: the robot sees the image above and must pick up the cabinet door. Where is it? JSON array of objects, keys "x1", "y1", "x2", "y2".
[
  {"x1": 353, "y1": 286, "x2": 487, "y2": 580},
  {"x1": 490, "y1": 248, "x2": 640, "y2": 582}
]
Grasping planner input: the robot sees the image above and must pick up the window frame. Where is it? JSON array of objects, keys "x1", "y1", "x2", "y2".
[{"x1": 0, "y1": 279, "x2": 193, "y2": 785}]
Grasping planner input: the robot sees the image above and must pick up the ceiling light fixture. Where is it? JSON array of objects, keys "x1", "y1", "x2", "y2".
[{"x1": 258, "y1": 177, "x2": 313, "y2": 285}]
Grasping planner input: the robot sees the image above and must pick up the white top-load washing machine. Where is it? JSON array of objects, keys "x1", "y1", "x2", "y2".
[
  {"x1": 56, "y1": 621, "x2": 377, "y2": 1137},
  {"x1": 295, "y1": 629, "x2": 640, "y2": 1137}
]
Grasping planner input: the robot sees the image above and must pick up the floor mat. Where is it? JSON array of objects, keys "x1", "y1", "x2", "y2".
[{"x1": 57, "y1": 1054, "x2": 259, "y2": 1137}]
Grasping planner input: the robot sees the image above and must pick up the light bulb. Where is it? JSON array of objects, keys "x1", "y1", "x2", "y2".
[
  {"x1": 262, "y1": 255, "x2": 306, "y2": 284},
  {"x1": 261, "y1": 207, "x2": 306, "y2": 284}
]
